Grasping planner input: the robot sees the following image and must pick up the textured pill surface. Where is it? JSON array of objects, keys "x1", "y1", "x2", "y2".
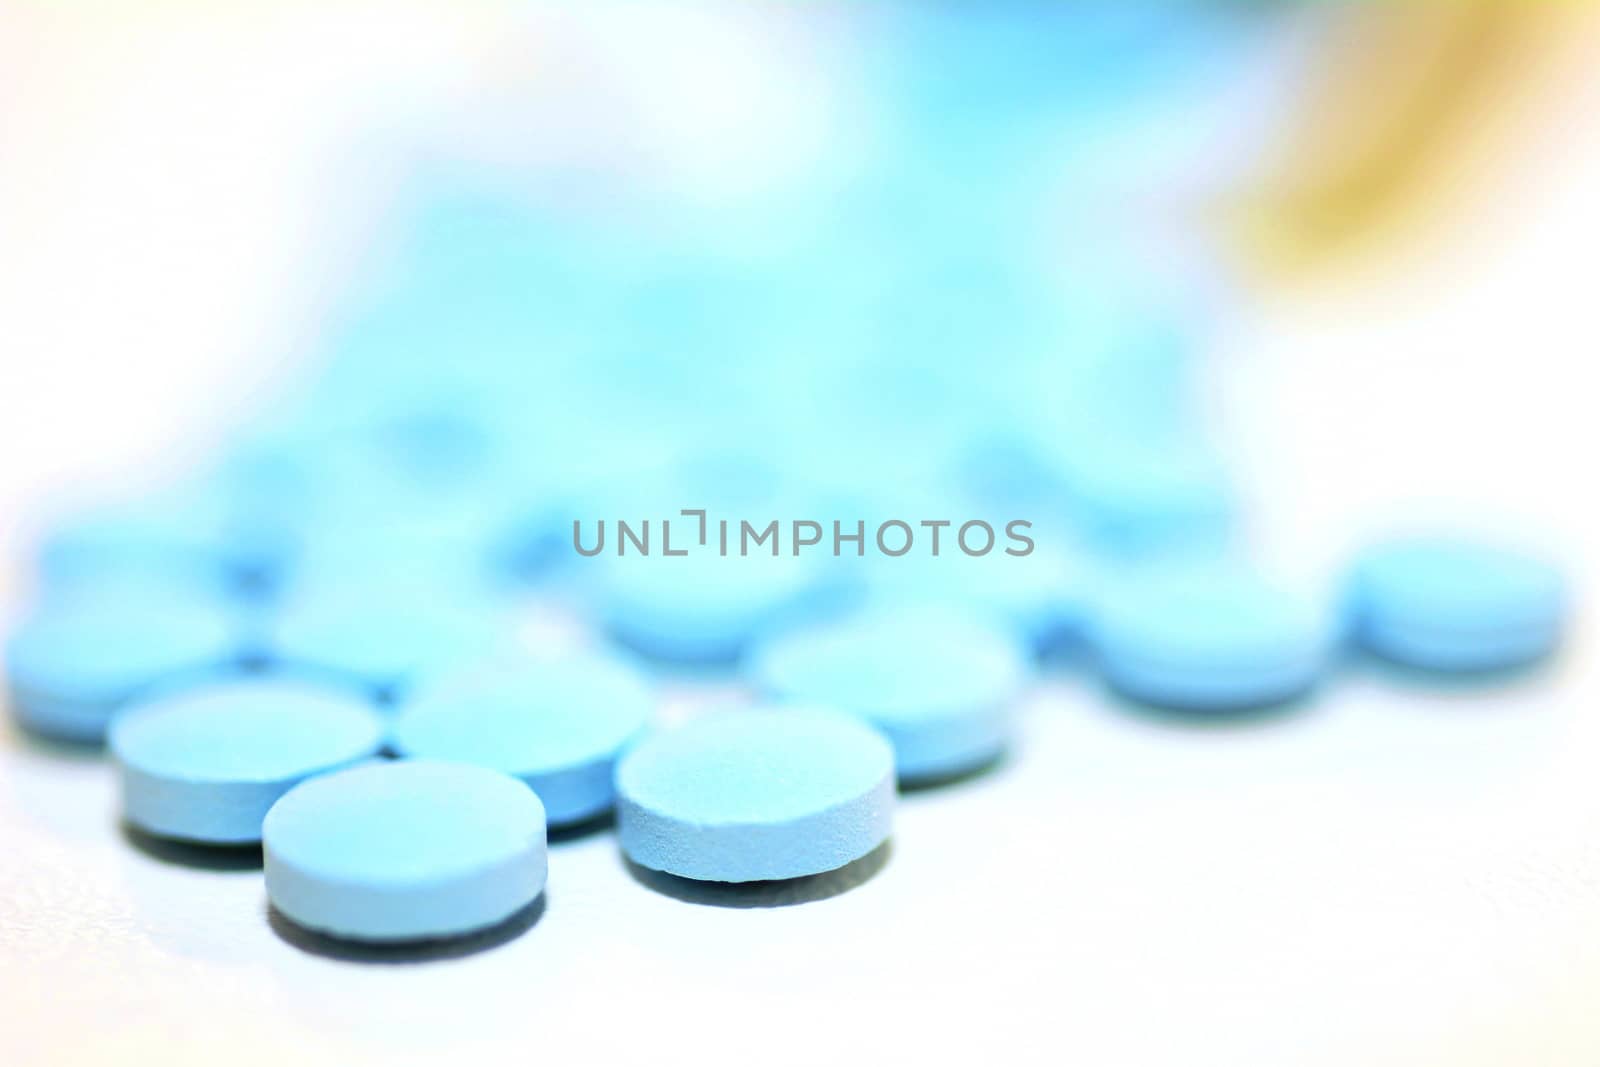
[
  {"x1": 749, "y1": 604, "x2": 1029, "y2": 780},
  {"x1": 1346, "y1": 537, "x2": 1566, "y2": 672},
  {"x1": 616, "y1": 706, "x2": 894, "y2": 883},
  {"x1": 264, "y1": 760, "x2": 547, "y2": 943},
  {"x1": 110, "y1": 677, "x2": 386, "y2": 843},
  {"x1": 5, "y1": 596, "x2": 242, "y2": 742},
  {"x1": 1091, "y1": 568, "x2": 1333, "y2": 711},
  {"x1": 391, "y1": 650, "x2": 653, "y2": 826}
]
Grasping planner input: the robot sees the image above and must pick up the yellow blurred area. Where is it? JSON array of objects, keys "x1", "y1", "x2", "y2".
[{"x1": 1243, "y1": 1, "x2": 1600, "y2": 275}]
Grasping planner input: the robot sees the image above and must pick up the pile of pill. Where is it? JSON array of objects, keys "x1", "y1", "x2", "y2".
[
  {"x1": 1, "y1": 9, "x2": 1573, "y2": 944},
  {"x1": 4, "y1": 298, "x2": 1569, "y2": 947}
]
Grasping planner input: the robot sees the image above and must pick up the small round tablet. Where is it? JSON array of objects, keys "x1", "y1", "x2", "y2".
[
  {"x1": 595, "y1": 551, "x2": 826, "y2": 665},
  {"x1": 1345, "y1": 537, "x2": 1566, "y2": 672},
  {"x1": 110, "y1": 678, "x2": 386, "y2": 843},
  {"x1": 1090, "y1": 568, "x2": 1333, "y2": 711},
  {"x1": 264, "y1": 760, "x2": 547, "y2": 943},
  {"x1": 1060, "y1": 438, "x2": 1233, "y2": 557},
  {"x1": 749, "y1": 605, "x2": 1030, "y2": 781},
  {"x1": 615, "y1": 707, "x2": 894, "y2": 883},
  {"x1": 391, "y1": 651, "x2": 653, "y2": 826},
  {"x1": 37, "y1": 484, "x2": 295, "y2": 598},
  {"x1": 862, "y1": 540, "x2": 1089, "y2": 652},
  {"x1": 5, "y1": 597, "x2": 242, "y2": 742}
]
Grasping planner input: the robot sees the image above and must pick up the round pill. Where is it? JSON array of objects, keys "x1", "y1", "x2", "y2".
[
  {"x1": 280, "y1": 433, "x2": 526, "y2": 592},
  {"x1": 5, "y1": 597, "x2": 242, "y2": 742},
  {"x1": 110, "y1": 677, "x2": 386, "y2": 843},
  {"x1": 862, "y1": 540, "x2": 1089, "y2": 652},
  {"x1": 615, "y1": 707, "x2": 894, "y2": 883},
  {"x1": 268, "y1": 587, "x2": 505, "y2": 701},
  {"x1": 1060, "y1": 437, "x2": 1233, "y2": 557},
  {"x1": 391, "y1": 651, "x2": 653, "y2": 826},
  {"x1": 37, "y1": 483, "x2": 295, "y2": 598},
  {"x1": 1090, "y1": 568, "x2": 1333, "y2": 711},
  {"x1": 264, "y1": 760, "x2": 547, "y2": 943},
  {"x1": 570, "y1": 458, "x2": 845, "y2": 664},
  {"x1": 1345, "y1": 537, "x2": 1566, "y2": 672},
  {"x1": 596, "y1": 551, "x2": 827, "y2": 665},
  {"x1": 749, "y1": 605, "x2": 1030, "y2": 781}
]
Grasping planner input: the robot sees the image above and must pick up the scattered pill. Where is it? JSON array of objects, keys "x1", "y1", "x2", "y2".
[
  {"x1": 863, "y1": 538, "x2": 1089, "y2": 652},
  {"x1": 110, "y1": 677, "x2": 385, "y2": 844},
  {"x1": 1060, "y1": 437, "x2": 1233, "y2": 556},
  {"x1": 264, "y1": 760, "x2": 547, "y2": 943},
  {"x1": 268, "y1": 587, "x2": 505, "y2": 701},
  {"x1": 597, "y1": 551, "x2": 827, "y2": 665},
  {"x1": 616, "y1": 706, "x2": 894, "y2": 883},
  {"x1": 391, "y1": 650, "x2": 653, "y2": 826},
  {"x1": 36, "y1": 484, "x2": 295, "y2": 599},
  {"x1": 5, "y1": 597, "x2": 242, "y2": 743},
  {"x1": 1090, "y1": 567, "x2": 1333, "y2": 711},
  {"x1": 284, "y1": 527, "x2": 506, "y2": 615},
  {"x1": 12, "y1": 100, "x2": 1581, "y2": 947},
  {"x1": 1345, "y1": 537, "x2": 1566, "y2": 672},
  {"x1": 749, "y1": 605, "x2": 1030, "y2": 781}
]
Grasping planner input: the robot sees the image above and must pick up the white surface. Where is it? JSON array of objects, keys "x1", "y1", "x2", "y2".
[{"x1": 4, "y1": 8, "x2": 1600, "y2": 1067}]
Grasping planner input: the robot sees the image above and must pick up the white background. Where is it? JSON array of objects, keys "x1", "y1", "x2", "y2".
[{"x1": 3, "y1": 7, "x2": 1599, "y2": 1066}]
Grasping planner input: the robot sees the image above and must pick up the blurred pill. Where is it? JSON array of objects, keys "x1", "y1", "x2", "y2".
[
  {"x1": 862, "y1": 536, "x2": 1090, "y2": 653},
  {"x1": 1345, "y1": 537, "x2": 1567, "y2": 673},
  {"x1": 750, "y1": 603, "x2": 1031, "y2": 781},
  {"x1": 1060, "y1": 437, "x2": 1234, "y2": 557},
  {"x1": 5, "y1": 595, "x2": 243, "y2": 743},
  {"x1": 391, "y1": 650, "x2": 653, "y2": 826},
  {"x1": 35, "y1": 483, "x2": 296, "y2": 600},
  {"x1": 267, "y1": 586, "x2": 507, "y2": 703},
  {"x1": 596, "y1": 550, "x2": 831, "y2": 666},
  {"x1": 1090, "y1": 566, "x2": 1334, "y2": 712}
]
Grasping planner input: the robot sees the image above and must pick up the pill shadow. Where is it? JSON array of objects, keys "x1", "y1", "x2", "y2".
[
  {"x1": 1104, "y1": 685, "x2": 1321, "y2": 732},
  {"x1": 5, "y1": 718, "x2": 105, "y2": 760},
  {"x1": 623, "y1": 839, "x2": 891, "y2": 908},
  {"x1": 608, "y1": 639, "x2": 744, "y2": 679},
  {"x1": 268, "y1": 893, "x2": 547, "y2": 964},
  {"x1": 898, "y1": 751, "x2": 1009, "y2": 794},
  {"x1": 1034, "y1": 630, "x2": 1089, "y2": 672},
  {"x1": 120, "y1": 822, "x2": 264, "y2": 872},
  {"x1": 1352, "y1": 650, "x2": 1562, "y2": 695},
  {"x1": 548, "y1": 811, "x2": 616, "y2": 845}
]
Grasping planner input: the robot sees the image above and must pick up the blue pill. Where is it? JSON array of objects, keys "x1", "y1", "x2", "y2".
[
  {"x1": 597, "y1": 551, "x2": 828, "y2": 665},
  {"x1": 5, "y1": 596, "x2": 242, "y2": 742},
  {"x1": 391, "y1": 651, "x2": 653, "y2": 826},
  {"x1": 268, "y1": 587, "x2": 505, "y2": 700},
  {"x1": 862, "y1": 540, "x2": 1089, "y2": 652},
  {"x1": 282, "y1": 527, "x2": 510, "y2": 621},
  {"x1": 1345, "y1": 537, "x2": 1567, "y2": 672},
  {"x1": 110, "y1": 677, "x2": 385, "y2": 843},
  {"x1": 1090, "y1": 568, "x2": 1333, "y2": 711},
  {"x1": 749, "y1": 605, "x2": 1030, "y2": 780},
  {"x1": 1059, "y1": 436, "x2": 1234, "y2": 557},
  {"x1": 37, "y1": 483, "x2": 295, "y2": 598},
  {"x1": 264, "y1": 760, "x2": 547, "y2": 943},
  {"x1": 616, "y1": 706, "x2": 894, "y2": 883}
]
